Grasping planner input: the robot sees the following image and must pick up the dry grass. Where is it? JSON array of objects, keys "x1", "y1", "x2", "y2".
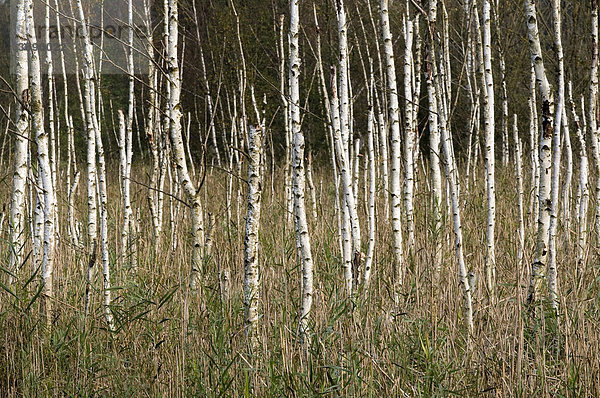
[{"x1": 1, "y1": 159, "x2": 599, "y2": 397}]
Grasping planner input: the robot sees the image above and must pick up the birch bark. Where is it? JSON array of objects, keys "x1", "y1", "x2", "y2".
[
  {"x1": 525, "y1": 0, "x2": 554, "y2": 307},
  {"x1": 27, "y1": 0, "x2": 56, "y2": 322},
  {"x1": 75, "y1": 0, "x2": 101, "y2": 316},
  {"x1": 403, "y1": 15, "x2": 416, "y2": 252},
  {"x1": 166, "y1": 0, "x2": 205, "y2": 290},
  {"x1": 569, "y1": 88, "x2": 588, "y2": 277},
  {"x1": 547, "y1": 0, "x2": 565, "y2": 311},
  {"x1": 244, "y1": 125, "x2": 263, "y2": 350},
  {"x1": 9, "y1": 0, "x2": 29, "y2": 283},
  {"x1": 290, "y1": 0, "x2": 314, "y2": 342},
  {"x1": 381, "y1": 0, "x2": 405, "y2": 302}
]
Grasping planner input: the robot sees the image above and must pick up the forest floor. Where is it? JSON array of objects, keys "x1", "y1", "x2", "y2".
[{"x1": 1, "y1": 161, "x2": 599, "y2": 397}]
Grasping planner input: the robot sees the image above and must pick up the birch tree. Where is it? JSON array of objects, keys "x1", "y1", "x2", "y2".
[
  {"x1": 529, "y1": 66, "x2": 540, "y2": 224},
  {"x1": 144, "y1": 0, "x2": 162, "y2": 250},
  {"x1": 471, "y1": 0, "x2": 496, "y2": 300},
  {"x1": 426, "y1": 0, "x2": 443, "y2": 278},
  {"x1": 74, "y1": 0, "x2": 101, "y2": 316},
  {"x1": 381, "y1": 0, "x2": 405, "y2": 303},
  {"x1": 514, "y1": 115, "x2": 525, "y2": 268},
  {"x1": 363, "y1": 76, "x2": 376, "y2": 291},
  {"x1": 96, "y1": 110, "x2": 115, "y2": 330},
  {"x1": 330, "y1": 66, "x2": 359, "y2": 295},
  {"x1": 525, "y1": 0, "x2": 555, "y2": 308},
  {"x1": 120, "y1": 0, "x2": 135, "y2": 268},
  {"x1": 427, "y1": 0, "x2": 473, "y2": 332},
  {"x1": 244, "y1": 125, "x2": 263, "y2": 350},
  {"x1": 547, "y1": 0, "x2": 565, "y2": 311},
  {"x1": 290, "y1": 0, "x2": 314, "y2": 342},
  {"x1": 166, "y1": 0, "x2": 205, "y2": 291},
  {"x1": 26, "y1": 0, "x2": 56, "y2": 323},
  {"x1": 589, "y1": 0, "x2": 600, "y2": 238},
  {"x1": 8, "y1": 0, "x2": 30, "y2": 284},
  {"x1": 569, "y1": 87, "x2": 589, "y2": 277},
  {"x1": 403, "y1": 13, "x2": 416, "y2": 252}
]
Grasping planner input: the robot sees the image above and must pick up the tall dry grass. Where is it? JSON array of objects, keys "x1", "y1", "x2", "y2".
[{"x1": 0, "y1": 159, "x2": 599, "y2": 397}]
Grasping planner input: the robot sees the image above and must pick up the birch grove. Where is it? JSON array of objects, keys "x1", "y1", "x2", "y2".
[{"x1": 2, "y1": 0, "x2": 600, "y2": 393}]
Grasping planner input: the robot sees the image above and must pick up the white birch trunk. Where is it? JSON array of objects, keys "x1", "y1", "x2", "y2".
[
  {"x1": 144, "y1": 0, "x2": 161, "y2": 250},
  {"x1": 589, "y1": 0, "x2": 600, "y2": 238},
  {"x1": 429, "y1": 0, "x2": 473, "y2": 332},
  {"x1": 290, "y1": 0, "x2": 314, "y2": 342},
  {"x1": 569, "y1": 89, "x2": 589, "y2": 277},
  {"x1": 529, "y1": 66, "x2": 540, "y2": 224},
  {"x1": 427, "y1": 0, "x2": 443, "y2": 278},
  {"x1": 27, "y1": 0, "x2": 56, "y2": 323},
  {"x1": 403, "y1": 15, "x2": 416, "y2": 252},
  {"x1": 381, "y1": 0, "x2": 405, "y2": 302},
  {"x1": 244, "y1": 125, "x2": 263, "y2": 350},
  {"x1": 482, "y1": 0, "x2": 496, "y2": 300},
  {"x1": 307, "y1": 152, "x2": 318, "y2": 220},
  {"x1": 375, "y1": 90, "x2": 390, "y2": 218},
  {"x1": 331, "y1": 67, "x2": 360, "y2": 295},
  {"x1": 525, "y1": 0, "x2": 555, "y2": 307},
  {"x1": 118, "y1": 109, "x2": 133, "y2": 268},
  {"x1": 166, "y1": 0, "x2": 205, "y2": 291},
  {"x1": 363, "y1": 84, "x2": 376, "y2": 291},
  {"x1": 45, "y1": 0, "x2": 58, "y2": 240},
  {"x1": 9, "y1": 0, "x2": 29, "y2": 283},
  {"x1": 278, "y1": 15, "x2": 293, "y2": 226},
  {"x1": 561, "y1": 107, "x2": 573, "y2": 232},
  {"x1": 289, "y1": 0, "x2": 313, "y2": 342},
  {"x1": 514, "y1": 115, "x2": 525, "y2": 268},
  {"x1": 547, "y1": 0, "x2": 565, "y2": 311},
  {"x1": 74, "y1": 0, "x2": 102, "y2": 316},
  {"x1": 95, "y1": 113, "x2": 115, "y2": 330},
  {"x1": 435, "y1": 49, "x2": 474, "y2": 333}
]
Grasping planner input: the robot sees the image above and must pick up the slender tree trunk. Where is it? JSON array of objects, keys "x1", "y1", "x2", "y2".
[
  {"x1": 290, "y1": 0, "x2": 314, "y2": 342},
  {"x1": 75, "y1": 0, "x2": 100, "y2": 317},
  {"x1": 9, "y1": 0, "x2": 30, "y2": 284},
  {"x1": 244, "y1": 125, "x2": 263, "y2": 351},
  {"x1": 525, "y1": 0, "x2": 555, "y2": 308},
  {"x1": 120, "y1": 0, "x2": 135, "y2": 269},
  {"x1": 547, "y1": 0, "x2": 565, "y2": 311},
  {"x1": 27, "y1": 0, "x2": 56, "y2": 324},
  {"x1": 589, "y1": 0, "x2": 600, "y2": 239},
  {"x1": 428, "y1": 0, "x2": 473, "y2": 332},
  {"x1": 166, "y1": 0, "x2": 205, "y2": 291},
  {"x1": 95, "y1": 113, "x2": 115, "y2": 330},
  {"x1": 529, "y1": 66, "x2": 540, "y2": 225},
  {"x1": 403, "y1": 13, "x2": 416, "y2": 252},
  {"x1": 514, "y1": 115, "x2": 525, "y2": 269},
  {"x1": 363, "y1": 77, "x2": 376, "y2": 292},
  {"x1": 279, "y1": 14, "x2": 294, "y2": 227},
  {"x1": 144, "y1": 0, "x2": 161, "y2": 251},
  {"x1": 381, "y1": 0, "x2": 405, "y2": 303},
  {"x1": 45, "y1": 0, "x2": 58, "y2": 242},
  {"x1": 426, "y1": 0, "x2": 443, "y2": 279},
  {"x1": 435, "y1": 42, "x2": 474, "y2": 334},
  {"x1": 569, "y1": 87, "x2": 589, "y2": 280},
  {"x1": 331, "y1": 66, "x2": 360, "y2": 295},
  {"x1": 481, "y1": 0, "x2": 497, "y2": 301}
]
